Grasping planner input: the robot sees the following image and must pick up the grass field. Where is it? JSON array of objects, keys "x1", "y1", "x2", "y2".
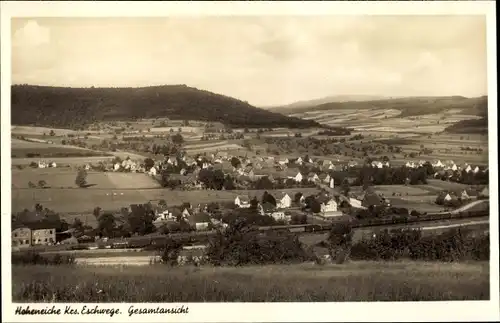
[
  {"x1": 11, "y1": 169, "x2": 160, "y2": 189},
  {"x1": 12, "y1": 261, "x2": 489, "y2": 302},
  {"x1": 11, "y1": 187, "x2": 320, "y2": 215}
]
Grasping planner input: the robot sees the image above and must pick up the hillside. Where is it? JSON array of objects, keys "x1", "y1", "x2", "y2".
[
  {"x1": 267, "y1": 95, "x2": 392, "y2": 111},
  {"x1": 444, "y1": 117, "x2": 489, "y2": 134},
  {"x1": 11, "y1": 85, "x2": 320, "y2": 129},
  {"x1": 273, "y1": 96, "x2": 488, "y2": 118}
]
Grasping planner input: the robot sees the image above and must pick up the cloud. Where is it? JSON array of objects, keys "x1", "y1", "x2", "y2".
[{"x1": 12, "y1": 20, "x2": 50, "y2": 48}]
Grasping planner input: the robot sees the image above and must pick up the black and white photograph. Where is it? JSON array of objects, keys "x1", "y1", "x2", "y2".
[{"x1": 2, "y1": 1, "x2": 499, "y2": 322}]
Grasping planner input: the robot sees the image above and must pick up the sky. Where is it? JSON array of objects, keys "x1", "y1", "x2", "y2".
[{"x1": 11, "y1": 16, "x2": 487, "y2": 107}]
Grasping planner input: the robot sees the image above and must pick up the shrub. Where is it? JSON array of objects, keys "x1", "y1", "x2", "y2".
[
  {"x1": 12, "y1": 252, "x2": 75, "y2": 265},
  {"x1": 350, "y1": 228, "x2": 489, "y2": 262},
  {"x1": 206, "y1": 219, "x2": 312, "y2": 266}
]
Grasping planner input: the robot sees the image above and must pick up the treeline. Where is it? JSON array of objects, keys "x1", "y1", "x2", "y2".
[
  {"x1": 11, "y1": 85, "x2": 319, "y2": 129},
  {"x1": 445, "y1": 118, "x2": 488, "y2": 134},
  {"x1": 157, "y1": 220, "x2": 489, "y2": 267}
]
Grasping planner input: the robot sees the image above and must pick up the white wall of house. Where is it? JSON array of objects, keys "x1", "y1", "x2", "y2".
[{"x1": 277, "y1": 194, "x2": 292, "y2": 209}]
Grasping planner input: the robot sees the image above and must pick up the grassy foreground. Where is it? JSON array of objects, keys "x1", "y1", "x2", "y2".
[{"x1": 13, "y1": 261, "x2": 489, "y2": 302}]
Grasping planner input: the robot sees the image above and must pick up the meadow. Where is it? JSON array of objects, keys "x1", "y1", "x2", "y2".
[
  {"x1": 12, "y1": 183, "x2": 320, "y2": 216},
  {"x1": 12, "y1": 261, "x2": 489, "y2": 302}
]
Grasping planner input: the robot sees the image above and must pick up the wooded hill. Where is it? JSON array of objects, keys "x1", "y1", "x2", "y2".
[
  {"x1": 270, "y1": 95, "x2": 488, "y2": 118},
  {"x1": 11, "y1": 85, "x2": 320, "y2": 129}
]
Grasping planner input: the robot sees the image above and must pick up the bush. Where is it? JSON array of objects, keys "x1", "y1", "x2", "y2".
[
  {"x1": 350, "y1": 228, "x2": 489, "y2": 262},
  {"x1": 158, "y1": 238, "x2": 183, "y2": 266},
  {"x1": 12, "y1": 252, "x2": 75, "y2": 265},
  {"x1": 206, "y1": 219, "x2": 312, "y2": 266}
]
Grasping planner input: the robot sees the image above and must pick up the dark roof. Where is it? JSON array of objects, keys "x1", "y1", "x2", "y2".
[
  {"x1": 12, "y1": 220, "x2": 58, "y2": 231},
  {"x1": 189, "y1": 212, "x2": 211, "y2": 224},
  {"x1": 262, "y1": 202, "x2": 276, "y2": 212},
  {"x1": 362, "y1": 192, "x2": 384, "y2": 207},
  {"x1": 316, "y1": 193, "x2": 331, "y2": 204}
]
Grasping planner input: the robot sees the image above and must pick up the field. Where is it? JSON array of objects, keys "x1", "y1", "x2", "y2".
[
  {"x1": 11, "y1": 184, "x2": 320, "y2": 217},
  {"x1": 12, "y1": 168, "x2": 161, "y2": 189},
  {"x1": 12, "y1": 261, "x2": 489, "y2": 302},
  {"x1": 11, "y1": 138, "x2": 111, "y2": 159}
]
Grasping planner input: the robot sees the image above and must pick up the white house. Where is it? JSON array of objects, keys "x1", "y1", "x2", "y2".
[
  {"x1": 465, "y1": 165, "x2": 472, "y2": 173},
  {"x1": 180, "y1": 168, "x2": 187, "y2": 175},
  {"x1": 433, "y1": 160, "x2": 444, "y2": 168},
  {"x1": 329, "y1": 178, "x2": 335, "y2": 189},
  {"x1": 278, "y1": 158, "x2": 289, "y2": 165},
  {"x1": 202, "y1": 162, "x2": 210, "y2": 169},
  {"x1": 308, "y1": 173, "x2": 320, "y2": 183},
  {"x1": 473, "y1": 166, "x2": 480, "y2": 173},
  {"x1": 270, "y1": 211, "x2": 286, "y2": 221},
  {"x1": 234, "y1": 195, "x2": 251, "y2": 208},
  {"x1": 294, "y1": 172, "x2": 303, "y2": 183},
  {"x1": 182, "y1": 208, "x2": 191, "y2": 218},
  {"x1": 114, "y1": 163, "x2": 121, "y2": 171},
  {"x1": 322, "y1": 174, "x2": 331, "y2": 184},
  {"x1": 328, "y1": 164, "x2": 336, "y2": 170},
  {"x1": 372, "y1": 161, "x2": 383, "y2": 169},
  {"x1": 444, "y1": 193, "x2": 452, "y2": 202},
  {"x1": 451, "y1": 164, "x2": 458, "y2": 171},
  {"x1": 277, "y1": 193, "x2": 292, "y2": 209},
  {"x1": 50, "y1": 162, "x2": 57, "y2": 168},
  {"x1": 321, "y1": 199, "x2": 338, "y2": 213},
  {"x1": 295, "y1": 157, "x2": 303, "y2": 164},
  {"x1": 148, "y1": 167, "x2": 157, "y2": 176},
  {"x1": 349, "y1": 198, "x2": 365, "y2": 209}
]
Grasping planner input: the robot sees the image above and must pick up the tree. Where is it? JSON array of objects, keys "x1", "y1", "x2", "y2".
[
  {"x1": 341, "y1": 178, "x2": 350, "y2": 196},
  {"x1": 28, "y1": 181, "x2": 36, "y2": 188},
  {"x1": 261, "y1": 191, "x2": 277, "y2": 206},
  {"x1": 144, "y1": 158, "x2": 155, "y2": 170},
  {"x1": 38, "y1": 180, "x2": 47, "y2": 189},
  {"x1": 75, "y1": 169, "x2": 88, "y2": 188},
  {"x1": 230, "y1": 157, "x2": 241, "y2": 169},
  {"x1": 98, "y1": 213, "x2": 116, "y2": 238},
  {"x1": 93, "y1": 207, "x2": 102, "y2": 218},
  {"x1": 171, "y1": 133, "x2": 184, "y2": 145},
  {"x1": 128, "y1": 204, "x2": 156, "y2": 235},
  {"x1": 49, "y1": 130, "x2": 55, "y2": 136},
  {"x1": 294, "y1": 192, "x2": 303, "y2": 204},
  {"x1": 71, "y1": 218, "x2": 84, "y2": 233}
]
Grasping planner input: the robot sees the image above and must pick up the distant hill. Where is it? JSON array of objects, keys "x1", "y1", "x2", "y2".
[
  {"x1": 11, "y1": 85, "x2": 320, "y2": 129},
  {"x1": 267, "y1": 95, "x2": 392, "y2": 112},
  {"x1": 444, "y1": 117, "x2": 489, "y2": 134},
  {"x1": 273, "y1": 95, "x2": 488, "y2": 118}
]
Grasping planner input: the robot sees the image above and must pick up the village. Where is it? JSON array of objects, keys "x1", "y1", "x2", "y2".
[{"x1": 11, "y1": 144, "x2": 490, "y2": 250}]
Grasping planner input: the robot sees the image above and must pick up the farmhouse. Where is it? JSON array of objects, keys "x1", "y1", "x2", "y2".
[
  {"x1": 277, "y1": 193, "x2": 292, "y2": 209},
  {"x1": 292, "y1": 172, "x2": 303, "y2": 183},
  {"x1": 320, "y1": 174, "x2": 331, "y2": 184},
  {"x1": 188, "y1": 212, "x2": 211, "y2": 231},
  {"x1": 307, "y1": 172, "x2": 320, "y2": 183},
  {"x1": 148, "y1": 167, "x2": 157, "y2": 176},
  {"x1": 478, "y1": 187, "x2": 489, "y2": 198},
  {"x1": 235, "y1": 195, "x2": 251, "y2": 208},
  {"x1": 362, "y1": 192, "x2": 385, "y2": 208},
  {"x1": 11, "y1": 227, "x2": 31, "y2": 249},
  {"x1": 270, "y1": 211, "x2": 286, "y2": 221}
]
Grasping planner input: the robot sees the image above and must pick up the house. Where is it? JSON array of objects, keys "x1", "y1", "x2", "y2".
[
  {"x1": 308, "y1": 172, "x2": 320, "y2": 183},
  {"x1": 270, "y1": 211, "x2": 286, "y2": 221},
  {"x1": 433, "y1": 160, "x2": 444, "y2": 168},
  {"x1": 478, "y1": 187, "x2": 489, "y2": 198},
  {"x1": 188, "y1": 212, "x2": 211, "y2": 231},
  {"x1": 460, "y1": 189, "x2": 470, "y2": 200},
  {"x1": 293, "y1": 172, "x2": 303, "y2": 183},
  {"x1": 329, "y1": 178, "x2": 335, "y2": 189},
  {"x1": 320, "y1": 174, "x2": 331, "y2": 184},
  {"x1": 371, "y1": 161, "x2": 383, "y2": 169},
  {"x1": 349, "y1": 198, "x2": 365, "y2": 209},
  {"x1": 451, "y1": 164, "x2": 458, "y2": 171},
  {"x1": 295, "y1": 157, "x2": 303, "y2": 165},
  {"x1": 38, "y1": 161, "x2": 47, "y2": 169},
  {"x1": 278, "y1": 158, "x2": 289, "y2": 165},
  {"x1": 277, "y1": 193, "x2": 292, "y2": 209},
  {"x1": 362, "y1": 192, "x2": 385, "y2": 208},
  {"x1": 473, "y1": 166, "x2": 480, "y2": 174},
  {"x1": 328, "y1": 164, "x2": 336, "y2": 170},
  {"x1": 321, "y1": 199, "x2": 338, "y2": 213},
  {"x1": 114, "y1": 163, "x2": 121, "y2": 171},
  {"x1": 348, "y1": 161, "x2": 358, "y2": 168},
  {"x1": 145, "y1": 166, "x2": 156, "y2": 176},
  {"x1": 234, "y1": 195, "x2": 251, "y2": 208},
  {"x1": 182, "y1": 208, "x2": 191, "y2": 218},
  {"x1": 50, "y1": 162, "x2": 57, "y2": 168},
  {"x1": 464, "y1": 165, "x2": 472, "y2": 173},
  {"x1": 11, "y1": 227, "x2": 32, "y2": 249}
]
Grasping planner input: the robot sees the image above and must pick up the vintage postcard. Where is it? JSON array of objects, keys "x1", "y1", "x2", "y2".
[{"x1": 1, "y1": 1, "x2": 499, "y2": 322}]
